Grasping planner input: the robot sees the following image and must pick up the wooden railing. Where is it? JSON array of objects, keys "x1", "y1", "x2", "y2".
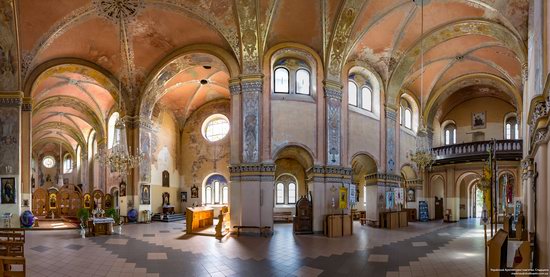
[{"x1": 432, "y1": 140, "x2": 522, "y2": 165}]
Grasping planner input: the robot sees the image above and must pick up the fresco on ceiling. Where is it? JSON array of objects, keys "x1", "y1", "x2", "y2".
[
  {"x1": 0, "y1": 106, "x2": 19, "y2": 174},
  {"x1": 0, "y1": 0, "x2": 18, "y2": 91}
]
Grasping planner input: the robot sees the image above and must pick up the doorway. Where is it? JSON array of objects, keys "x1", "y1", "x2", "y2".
[{"x1": 434, "y1": 197, "x2": 444, "y2": 220}]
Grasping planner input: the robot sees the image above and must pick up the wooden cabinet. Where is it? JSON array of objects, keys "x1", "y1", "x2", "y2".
[
  {"x1": 293, "y1": 196, "x2": 313, "y2": 234},
  {"x1": 380, "y1": 211, "x2": 407, "y2": 229},
  {"x1": 404, "y1": 208, "x2": 417, "y2": 222},
  {"x1": 186, "y1": 207, "x2": 214, "y2": 234},
  {"x1": 324, "y1": 214, "x2": 352, "y2": 237}
]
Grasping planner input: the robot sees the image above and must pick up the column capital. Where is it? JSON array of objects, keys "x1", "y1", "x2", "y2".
[
  {"x1": 229, "y1": 79, "x2": 241, "y2": 95},
  {"x1": 323, "y1": 80, "x2": 343, "y2": 101},
  {"x1": 22, "y1": 97, "x2": 32, "y2": 111},
  {"x1": 0, "y1": 92, "x2": 23, "y2": 107}
]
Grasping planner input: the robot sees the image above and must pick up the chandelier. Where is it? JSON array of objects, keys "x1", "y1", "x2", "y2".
[
  {"x1": 95, "y1": 119, "x2": 144, "y2": 176},
  {"x1": 95, "y1": 6, "x2": 144, "y2": 176},
  {"x1": 408, "y1": 0, "x2": 435, "y2": 175}
]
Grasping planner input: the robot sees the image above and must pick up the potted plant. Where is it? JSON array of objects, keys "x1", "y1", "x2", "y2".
[
  {"x1": 76, "y1": 208, "x2": 90, "y2": 238},
  {"x1": 106, "y1": 208, "x2": 122, "y2": 234}
]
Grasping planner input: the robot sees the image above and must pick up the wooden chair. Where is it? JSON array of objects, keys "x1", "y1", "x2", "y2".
[{"x1": 0, "y1": 256, "x2": 25, "y2": 277}]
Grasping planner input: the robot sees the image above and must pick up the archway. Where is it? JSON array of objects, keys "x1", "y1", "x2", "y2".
[
  {"x1": 272, "y1": 145, "x2": 314, "y2": 228},
  {"x1": 351, "y1": 153, "x2": 378, "y2": 219}
]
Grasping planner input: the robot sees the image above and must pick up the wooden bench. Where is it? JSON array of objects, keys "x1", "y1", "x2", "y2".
[
  {"x1": 0, "y1": 229, "x2": 24, "y2": 257},
  {"x1": 233, "y1": 226, "x2": 271, "y2": 237},
  {"x1": 0, "y1": 256, "x2": 25, "y2": 277},
  {"x1": 273, "y1": 212, "x2": 293, "y2": 223}
]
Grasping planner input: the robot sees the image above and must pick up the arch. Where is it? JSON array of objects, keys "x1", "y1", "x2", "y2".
[
  {"x1": 343, "y1": 61, "x2": 384, "y2": 119},
  {"x1": 272, "y1": 143, "x2": 315, "y2": 170},
  {"x1": 424, "y1": 73, "x2": 522, "y2": 128},
  {"x1": 139, "y1": 44, "x2": 239, "y2": 119},
  {"x1": 201, "y1": 173, "x2": 229, "y2": 205},
  {"x1": 399, "y1": 92, "x2": 420, "y2": 132},
  {"x1": 503, "y1": 112, "x2": 520, "y2": 139},
  {"x1": 387, "y1": 19, "x2": 527, "y2": 107},
  {"x1": 400, "y1": 164, "x2": 417, "y2": 181}
]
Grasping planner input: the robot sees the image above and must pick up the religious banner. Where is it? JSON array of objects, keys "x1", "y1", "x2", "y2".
[
  {"x1": 349, "y1": 184, "x2": 356, "y2": 207},
  {"x1": 394, "y1": 188, "x2": 404, "y2": 206},
  {"x1": 339, "y1": 186, "x2": 347, "y2": 209},
  {"x1": 386, "y1": 191, "x2": 394, "y2": 210}
]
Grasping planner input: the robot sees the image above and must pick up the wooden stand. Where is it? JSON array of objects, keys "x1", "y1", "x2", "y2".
[
  {"x1": 486, "y1": 229, "x2": 508, "y2": 277},
  {"x1": 404, "y1": 208, "x2": 417, "y2": 222},
  {"x1": 293, "y1": 196, "x2": 313, "y2": 234},
  {"x1": 324, "y1": 214, "x2": 352, "y2": 237},
  {"x1": 186, "y1": 207, "x2": 214, "y2": 234}
]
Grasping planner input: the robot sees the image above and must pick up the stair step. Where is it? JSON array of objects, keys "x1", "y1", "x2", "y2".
[{"x1": 152, "y1": 213, "x2": 185, "y2": 222}]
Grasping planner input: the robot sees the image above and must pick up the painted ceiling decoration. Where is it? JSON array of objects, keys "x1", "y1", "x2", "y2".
[{"x1": 14, "y1": 0, "x2": 527, "y2": 158}]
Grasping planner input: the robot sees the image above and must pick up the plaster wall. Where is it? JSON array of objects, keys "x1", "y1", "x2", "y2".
[
  {"x1": 436, "y1": 97, "x2": 515, "y2": 146},
  {"x1": 271, "y1": 100, "x2": 317, "y2": 158},
  {"x1": 348, "y1": 112, "x2": 380, "y2": 162}
]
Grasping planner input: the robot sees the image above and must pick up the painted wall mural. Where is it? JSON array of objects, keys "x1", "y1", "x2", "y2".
[
  {"x1": 386, "y1": 110, "x2": 397, "y2": 173},
  {"x1": 0, "y1": 106, "x2": 19, "y2": 174},
  {"x1": 242, "y1": 80, "x2": 261, "y2": 163},
  {"x1": 0, "y1": 0, "x2": 18, "y2": 91},
  {"x1": 325, "y1": 87, "x2": 342, "y2": 166}
]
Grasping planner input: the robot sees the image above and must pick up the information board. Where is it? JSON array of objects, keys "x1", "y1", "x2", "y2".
[{"x1": 419, "y1": 201, "x2": 429, "y2": 222}]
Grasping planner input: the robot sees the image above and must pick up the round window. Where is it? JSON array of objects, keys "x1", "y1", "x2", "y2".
[
  {"x1": 201, "y1": 114, "x2": 230, "y2": 142},
  {"x1": 42, "y1": 156, "x2": 56, "y2": 168}
]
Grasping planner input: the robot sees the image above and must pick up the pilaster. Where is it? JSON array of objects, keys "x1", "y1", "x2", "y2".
[{"x1": 323, "y1": 81, "x2": 343, "y2": 166}]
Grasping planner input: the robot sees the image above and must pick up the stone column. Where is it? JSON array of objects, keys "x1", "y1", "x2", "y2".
[
  {"x1": 522, "y1": 158, "x2": 534, "y2": 232},
  {"x1": 324, "y1": 81, "x2": 342, "y2": 166},
  {"x1": 384, "y1": 107, "x2": 398, "y2": 173},
  {"x1": 80, "y1": 149, "x2": 88, "y2": 192},
  {"x1": 0, "y1": 96, "x2": 22, "y2": 227},
  {"x1": 241, "y1": 76, "x2": 262, "y2": 163},
  {"x1": 21, "y1": 98, "x2": 32, "y2": 210}
]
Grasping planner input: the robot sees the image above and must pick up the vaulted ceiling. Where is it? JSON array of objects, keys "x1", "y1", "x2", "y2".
[{"x1": 20, "y1": 0, "x2": 528, "y2": 156}]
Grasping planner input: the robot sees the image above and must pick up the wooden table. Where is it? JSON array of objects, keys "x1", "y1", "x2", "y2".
[
  {"x1": 186, "y1": 207, "x2": 214, "y2": 234},
  {"x1": 88, "y1": 218, "x2": 115, "y2": 236}
]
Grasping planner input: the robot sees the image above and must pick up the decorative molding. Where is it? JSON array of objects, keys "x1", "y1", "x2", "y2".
[
  {"x1": 92, "y1": 0, "x2": 145, "y2": 23},
  {"x1": 324, "y1": 85, "x2": 343, "y2": 101},
  {"x1": 21, "y1": 103, "x2": 32, "y2": 111},
  {"x1": 229, "y1": 82, "x2": 241, "y2": 96},
  {"x1": 0, "y1": 97, "x2": 22, "y2": 107},
  {"x1": 0, "y1": 0, "x2": 19, "y2": 91},
  {"x1": 236, "y1": 0, "x2": 260, "y2": 74},
  {"x1": 385, "y1": 109, "x2": 397, "y2": 121}
]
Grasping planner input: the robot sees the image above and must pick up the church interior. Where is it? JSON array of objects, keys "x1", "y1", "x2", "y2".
[{"x1": 0, "y1": 0, "x2": 548, "y2": 276}]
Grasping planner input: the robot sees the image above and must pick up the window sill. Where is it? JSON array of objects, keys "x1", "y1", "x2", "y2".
[
  {"x1": 272, "y1": 93, "x2": 315, "y2": 103},
  {"x1": 274, "y1": 204, "x2": 295, "y2": 208},
  {"x1": 349, "y1": 105, "x2": 379, "y2": 120}
]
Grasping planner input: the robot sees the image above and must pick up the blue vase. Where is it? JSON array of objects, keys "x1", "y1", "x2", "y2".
[
  {"x1": 20, "y1": 210, "x2": 35, "y2": 228},
  {"x1": 127, "y1": 209, "x2": 138, "y2": 222}
]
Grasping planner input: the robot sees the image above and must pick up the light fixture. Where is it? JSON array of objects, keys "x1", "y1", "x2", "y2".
[
  {"x1": 408, "y1": 0, "x2": 435, "y2": 175},
  {"x1": 95, "y1": 9, "x2": 144, "y2": 177}
]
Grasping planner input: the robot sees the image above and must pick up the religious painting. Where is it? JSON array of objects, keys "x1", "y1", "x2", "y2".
[
  {"x1": 407, "y1": 187, "x2": 416, "y2": 202},
  {"x1": 141, "y1": 184, "x2": 150, "y2": 205},
  {"x1": 349, "y1": 184, "x2": 356, "y2": 206},
  {"x1": 1, "y1": 177, "x2": 15, "y2": 204},
  {"x1": 162, "y1": 192, "x2": 170, "y2": 206},
  {"x1": 472, "y1": 111, "x2": 486, "y2": 129},
  {"x1": 162, "y1": 170, "x2": 169, "y2": 187},
  {"x1": 49, "y1": 193, "x2": 57, "y2": 209},
  {"x1": 181, "y1": 191, "x2": 187, "y2": 202},
  {"x1": 338, "y1": 186, "x2": 347, "y2": 209},
  {"x1": 119, "y1": 181, "x2": 126, "y2": 197},
  {"x1": 191, "y1": 185, "x2": 198, "y2": 198},
  {"x1": 386, "y1": 191, "x2": 394, "y2": 210},
  {"x1": 83, "y1": 193, "x2": 91, "y2": 209},
  {"x1": 394, "y1": 188, "x2": 404, "y2": 206}
]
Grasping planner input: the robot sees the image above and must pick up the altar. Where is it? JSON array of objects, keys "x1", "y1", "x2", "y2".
[
  {"x1": 186, "y1": 207, "x2": 214, "y2": 234},
  {"x1": 88, "y1": 217, "x2": 115, "y2": 236}
]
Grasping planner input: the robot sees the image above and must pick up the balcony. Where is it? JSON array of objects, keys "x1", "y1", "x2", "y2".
[{"x1": 432, "y1": 140, "x2": 522, "y2": 165}]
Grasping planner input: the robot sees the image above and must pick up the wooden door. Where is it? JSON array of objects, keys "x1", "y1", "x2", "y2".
[{"x1": 435, "y1": 197, "x2": 443, "y2": 220}]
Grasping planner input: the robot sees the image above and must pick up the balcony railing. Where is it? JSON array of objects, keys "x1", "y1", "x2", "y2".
[{"x1": 432, "y1": 140, "x2": 522, "y2": 165}]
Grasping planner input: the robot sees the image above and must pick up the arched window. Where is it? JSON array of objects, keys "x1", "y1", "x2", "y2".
[
  {"x1": 205, "y1": 187, "x2": 212, "y2": 204},
  {"x1": 276, "y1": 183, "x2": 285, "y2": 204},
  {"x1": 107, "y1": 112, "x2": 120, "y2": 149},
  {"x1": 63, "y1": 154, "x2": 72, "y2": 174},
  {"x1": 274, "y1": 67, "x2": 289, "y2": 93},
  {"x1": 222, "y1": 186, "x2": 229, "y2": 204},
  {"x1": 444, "y1": 123, "x2": 457, "y2": 145},
  {"x1": 275, "y1": 175, "x2": 298, "y2": 205},
  {"x1": 361, "y1": 87, "x2": 372, "y2": 111},
  {"x1": 288, "y1": 182, "x2": 296, "y2": 204},
  {"x1": 505, "y1": 116, "x2": 519, "y2": 139},
  {"x1": 296, "y1": 69, "x2": 310, "y2": 95},
  {"x1": 348, "y1": 81, "x2": 358, "y2": 106},
  {"x1": 203, "y1": 175, "x2": 228, "y2": 205},
  {"x1": 400, "y1": 99, "x2": 413, "y2": 129}
]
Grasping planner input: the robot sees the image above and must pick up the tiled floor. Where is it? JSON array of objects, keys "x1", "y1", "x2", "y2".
[{"x1": 25, "y1": 219, "x2": 484, "y2": 276}]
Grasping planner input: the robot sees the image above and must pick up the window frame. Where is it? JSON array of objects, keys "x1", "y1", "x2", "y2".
[
  {"x1": 444, "y1": 123, "x2": 457, "y2": 145},
  {"x1": 348, "y1": 80, "x2": 358, "y2": 107},
  {"x1": 203, "y1": 175, "x2": 228, "y2": 206},
  {"x1": 361, "y1": 86, "x2": 372, "y2": 111},
  {"x1": 273, "y1": 67, "x2": 290, "y2": 94},
  {"x1": 504, "y1": 117, "x2": 519, "y2": 140},
  {"x1": 295, "y1": 69, "x2": 311, "y2": 95}
]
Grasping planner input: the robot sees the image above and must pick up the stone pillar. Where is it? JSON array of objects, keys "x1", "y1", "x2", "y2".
[
  {"x1": 0, "y1": 96, "x2": 22, "y2": 227},
  {"x1": 80, "y1": 149, "x2": 88, "y2": 192},
  {"x1": 229, "y1": 164, "x2": 275, "y2": 232},
  {"x1": 522, "y1": 158, "x2": 535, "y2": 232},
  {"x1": 21, "y1": 98, "x2": 32, "y2": 210},
  {"x1": 97, "y1": 142, "x2": 107, "y2": 192},
  {"x1": 241, "y1": 76, "x2": 262, "y2": 163},
  {"x1": 384, "y1": 107, "x2": 398, "y2": 173},
  {"x1": 323, "y1": 81, "x2": 342, "y2": 166},
  {"x1": 133, "y1": 116, "x2": 154, "y2": 222}
]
